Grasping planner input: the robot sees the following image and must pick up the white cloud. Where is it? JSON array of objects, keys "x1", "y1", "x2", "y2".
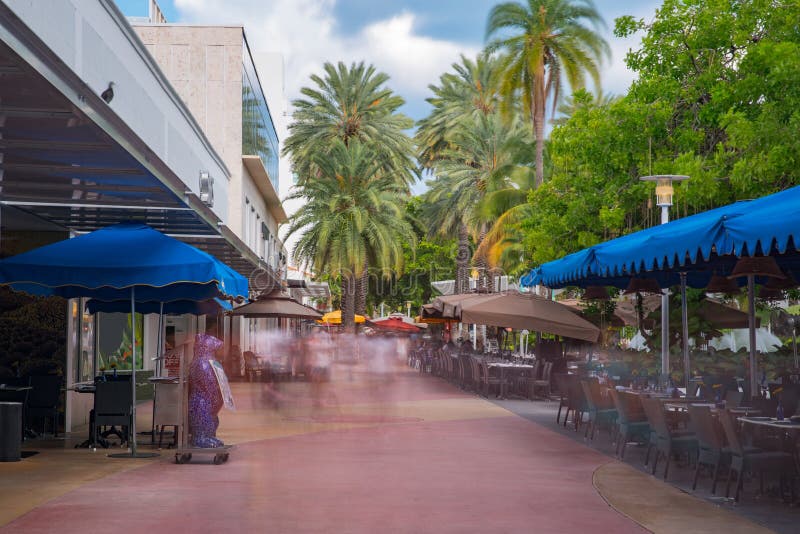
[{"x1": 174, "y1": 0, "x2": 476, "y2": 106}]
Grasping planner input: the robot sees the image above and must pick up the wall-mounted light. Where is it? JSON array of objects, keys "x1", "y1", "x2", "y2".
[{"x1": 199, "y1": 171, "x2": 214, "y2": 207}]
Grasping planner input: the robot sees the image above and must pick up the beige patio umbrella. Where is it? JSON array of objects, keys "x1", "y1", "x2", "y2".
[
  {"x1": 227, "y1": 289, "x2": 323, "y2": 319},
  {"x1": 430, "y1": 293, "x2": 487, "y2": 317},
  {"x1": 449, "y1": 292, "x2": 600, "y2": 342}
]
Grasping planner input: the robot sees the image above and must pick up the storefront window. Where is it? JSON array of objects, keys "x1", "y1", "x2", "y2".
[{"x1": 97, "y1": 312, "x2": 144, "y2": 371}]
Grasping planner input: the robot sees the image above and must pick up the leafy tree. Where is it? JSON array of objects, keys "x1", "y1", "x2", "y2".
[
  {"x1": 369, "y1": 199, "x2": 457, "y2": 314},
  {"x1": 285, "y1": 140, "x2": 415, "y2": 331},
  {"x1": 424, "y1": 113, "x2": 532, "y2": 289},
  {"x1": 416, "y1": 53, "x2": 502, "y2": 292},
  {"x1": 486, "y1": 0, "x2": 610, "y2": 188},
  {"x1": 284, "y1": 62, "x2": 417, "y2": 318},
  {"x1": 283, "y1": 61, "x2": 416, "y2": 187},
  {"x1": 415, "y1": 53, "x2": 500, "y2": 170}
]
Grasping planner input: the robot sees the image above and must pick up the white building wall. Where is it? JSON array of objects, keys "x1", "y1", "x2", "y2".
[{"x1": 3, "y1": 0, "x2": 231, "y2": 220}]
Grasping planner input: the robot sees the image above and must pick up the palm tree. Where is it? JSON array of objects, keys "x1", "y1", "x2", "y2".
[
  {"x1": 486, "y1": 0, "x2": 610, "y2": 188},
  {"x1": 286, "y1": 140, "x2": 414, "y2": 331},
  {"x1": 415, "y1": 53, "x2": 500, "y2": 171},
  {"x1": 474, "y1": 163, "x2": 536, "y2": 274},
  {"x1": 423, "y1": 113, "x2": 532, "y2": 291},
  {"x1": 284, "y1": 61, "x2": 417, "y2": 316},
  {"x1": 283, "y1": 61, "x2": 416, "y2": 187}
]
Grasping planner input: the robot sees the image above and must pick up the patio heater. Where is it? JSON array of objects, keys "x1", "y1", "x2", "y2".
[{"x1": 639, "y1": 175, "x2": 689, "y2": 385}]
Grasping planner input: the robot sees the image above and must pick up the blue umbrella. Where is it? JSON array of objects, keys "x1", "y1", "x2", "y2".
[{"x1": 0, "y1": 222, "x2": 248, "y2": 458}]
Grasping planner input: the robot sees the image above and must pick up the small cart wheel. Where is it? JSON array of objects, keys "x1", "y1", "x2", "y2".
[
  {"x1": 213, "y1": 454, "x2": 223, "y2": 465},
  {"x1": 184, "y1": 453, "x2": 192, "y2": 462},
  {"x1": 174, "y1": 453, "x2": 183, "y2": 464},
  {"x1": 221, "y1": 453, "x2": 230, "y2": 463}
]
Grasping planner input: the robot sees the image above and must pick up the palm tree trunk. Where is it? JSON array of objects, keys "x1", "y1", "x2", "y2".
[
  {"x1": 356, "y1": 258, "x2": 368, "y2": 317},
  {"x1": 532, "y1": 87, "x2": 545, "y2": 189},
  {"x1": 342, "y1": 271, "x2": 357, "y2": 333},
  {"x1": 473, "y1": 227, "x2": 494, "y2": 292},
  {"x1": 455, "y1": 223, "x2": 470, "y2": 294}
]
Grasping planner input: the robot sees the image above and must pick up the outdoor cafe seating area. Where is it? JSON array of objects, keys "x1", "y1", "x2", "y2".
[{"x1": 413, "y1": 340, "x2": 800, "y2": 504}]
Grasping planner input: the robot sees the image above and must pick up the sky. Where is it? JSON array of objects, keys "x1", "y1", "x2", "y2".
[{"x1": 116, "y1": 0, "x2": 663, "y2": 123}]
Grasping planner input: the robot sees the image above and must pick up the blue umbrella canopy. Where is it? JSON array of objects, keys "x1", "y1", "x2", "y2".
[
  {"x1": 0, "y1": 222, "x2": 248, "y2": 459},
  {"x1": 521, "y1": 185, "x2": 800, "y2": 289},
  {"x1": 0, "y1": 222, "x2": 248, "y2": 301}
]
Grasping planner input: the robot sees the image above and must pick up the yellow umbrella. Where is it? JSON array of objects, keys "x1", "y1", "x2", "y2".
[{"x1": 317, "y1": 310, "x2": 366, "y2": 325}]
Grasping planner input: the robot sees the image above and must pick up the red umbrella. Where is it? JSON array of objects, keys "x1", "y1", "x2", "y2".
[{"x1": 369, "y1": 316, "x2": 422, "y2": 333}]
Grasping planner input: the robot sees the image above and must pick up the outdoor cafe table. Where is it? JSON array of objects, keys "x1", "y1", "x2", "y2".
[
  {"x1": 486, "y1": 362, "x2": 535, "y2": 399},
  {"x1": 739, "y1": 417, "x2": 800, "y2": 473}
]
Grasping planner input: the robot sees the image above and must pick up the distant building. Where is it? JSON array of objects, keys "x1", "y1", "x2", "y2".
[{"x1": 130, "y1": 13, "x2": 290, "y2": 354}]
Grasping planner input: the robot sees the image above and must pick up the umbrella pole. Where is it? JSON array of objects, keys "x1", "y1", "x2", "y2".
[
  {"x1": 150, "y1": 303, "x2": 165, "y2": 442},
  {"x1": 131, "y1": 287, "x2": 137, "y2": 456},
  {"x1": 748, "y1": 275, "x2": 758, "y2": 399},
  {"x1": 661, "y1": 288, "x2": 670, "y2": 384},
  {"x1": 110, "y1": 288, "x2": 157, "y2": 459},
  {"x1": 680, "y1": 273, "x2": 690, "y2": 396}
]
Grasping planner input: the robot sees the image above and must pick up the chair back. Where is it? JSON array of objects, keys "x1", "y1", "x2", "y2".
[
  {"x1": 540, "y1": 362, "x2": 553, "y2": 382},
  {"x1": 750, "y1": 396, "x2": 777, "y2": 417},
  {"x1": 28, "y1": 375, "x2": 61, "y2": 408},
  {"x1": 580, "y1": 380, "x2": 598, "y2": 411},
  {"x1": 94, "y1": 380, "x2": 132, "y2": 427},
  {"x1": 243, "y1": 351, "x2": 259, "y2": 368},
  {"x1": 567, "y1": 375, "x2": 587, "y2": 410},
  {"x1": 460, "y1": 355, "x2": 473, "y2": 385},
  {"x1": 717, "y1": 408, "x2": 744, "y2": 456},
  {"x1": 530, "y1": 360, "x2": 542, "y2": 381},
  {"x1": 609, "y1": 389, "x2": 628, "y2": 424},
  {"x1": 641, "y1": 397, "x2": 670, "y2": 439},
  {"x1": 687, "y1": 404, "x2": 725, "y2": 450},
  {"x1": 779, "y1": 384, "x2": 800, "y2": 418},
  {"x1": 620, "y1": 390, "x2": 646, "y2": 421},
  {"x1": 470, "y1": 357, "x2": 482, "y2": 383},
  {"x1": 553, "y1": 373, "x2": 570, "y2": 398},
  {"x1": 724, "y1": 390, "x2": 743, "y2": 408}
]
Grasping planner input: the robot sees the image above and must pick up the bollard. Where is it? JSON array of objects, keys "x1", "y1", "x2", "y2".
[{"x1": 0, "y1": 402, "x2": 22, "y2": 461}]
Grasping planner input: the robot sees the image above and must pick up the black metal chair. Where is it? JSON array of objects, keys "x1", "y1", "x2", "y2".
[
  {"x1": 26, "y1": 375, "x2": 62, "y2": 437},
  {"x1": 94, "y1": 380, "x2": 132, "y2": 447}
]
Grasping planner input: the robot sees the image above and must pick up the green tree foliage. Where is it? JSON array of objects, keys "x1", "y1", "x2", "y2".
[
  {"x1": 284, "y1": 62, "x2": 417, "y2": 328},
  {"x1": 283, "y1": 61, "x2": 416, "y2": 188},
  {"x1": 522, "y1": 0, "x2": 800, "y2": 267},
  {"x1": 285, "y1": 140, "x2": 415, "y2": 330},
  {"x1": 486, "y1": 0, "x2": 610, "y2": 188},
  {"x1": 369, "y1": 198, "x2": 457, "y2": 314}
]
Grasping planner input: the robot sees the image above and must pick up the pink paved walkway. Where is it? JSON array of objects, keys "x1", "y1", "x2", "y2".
[{"x1": 3, "y1": 369, "x2": 644, "y2": 533}]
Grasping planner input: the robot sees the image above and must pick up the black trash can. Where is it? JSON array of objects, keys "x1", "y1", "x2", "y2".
[{"x1": 0, "y1": 402, "x2": 22, "y2": 461}]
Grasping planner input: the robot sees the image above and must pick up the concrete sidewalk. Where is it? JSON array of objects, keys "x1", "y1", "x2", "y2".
[{"x1": 0, "y1": 363, "x2": 770, "y2": 533}]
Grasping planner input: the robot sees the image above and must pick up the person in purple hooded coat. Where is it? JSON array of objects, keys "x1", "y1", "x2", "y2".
[{"x1": 188, "y1": 332, "x2": 224, "y2": 448}]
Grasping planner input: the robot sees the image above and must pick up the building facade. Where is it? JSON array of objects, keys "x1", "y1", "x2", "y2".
[
  {"x1": 130, "y1": 19, "x2": 289, "y2": 359},
  {"x1": 0, "y1": 0, "x2": 286, "y2": 430}
]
